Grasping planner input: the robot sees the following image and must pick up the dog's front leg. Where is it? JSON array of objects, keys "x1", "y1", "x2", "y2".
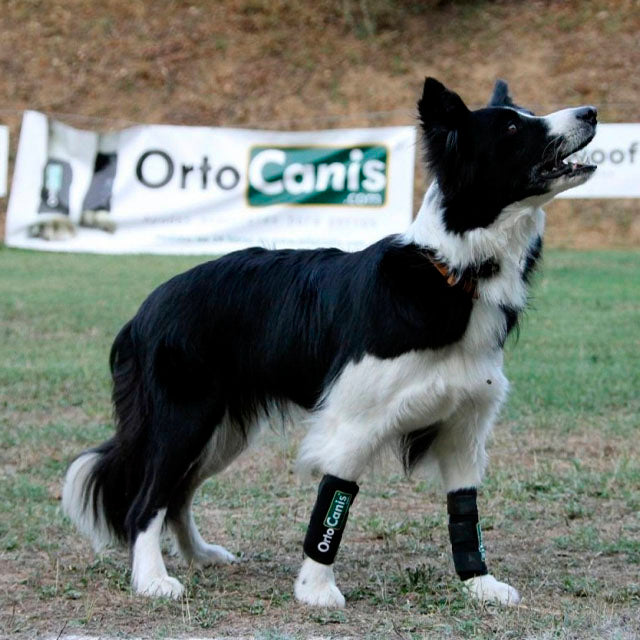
[
  {"x1": 294, "y1": 474, "x2": 359, "y2": 608},
  {"x1": 433, "y1": 400, "x2": 521, "y2": 606},
  {"x1": 447, "y1": 486, "x2": 520, "y2": 605},
  {"x1": 294, "y1": 558, "x2": 345, "y2": 608}
]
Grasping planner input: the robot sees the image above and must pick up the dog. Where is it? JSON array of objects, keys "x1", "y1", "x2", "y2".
[{"x1": 62, "y1": 77, "x2": 597, "y2": 608}]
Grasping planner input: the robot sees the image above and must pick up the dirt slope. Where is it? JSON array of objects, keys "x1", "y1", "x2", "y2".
[{"x1": 2, "y1": 0, "x2": 639, "y2": 246}]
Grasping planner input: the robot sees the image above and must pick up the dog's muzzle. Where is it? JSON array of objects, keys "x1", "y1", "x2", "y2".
[{"x1": 539, "y1": 106, "x2": 598, "y2": 181}]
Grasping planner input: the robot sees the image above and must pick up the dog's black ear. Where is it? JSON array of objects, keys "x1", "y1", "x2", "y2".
[
  {"x1": 418, "y1": 77, "x2": 470, "y2": 132},
  {"x1": 488, "y1": 79, "x2": 514, "y2": 108},
  {"x1": 418, "y1": 79, "x2": 470, "y2": 187},
  {"x1": 488, "y1": 79, "x2": 535, "y2": 115}
]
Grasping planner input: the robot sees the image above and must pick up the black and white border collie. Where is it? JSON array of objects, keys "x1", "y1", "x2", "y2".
[{"x1": 63, "y1": 78, "x2": 597, "y2": 608}]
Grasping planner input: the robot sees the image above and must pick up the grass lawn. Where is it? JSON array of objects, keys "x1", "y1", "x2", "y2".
[{"x1": 0, "y1": 246, "x2": 638, "y2": 639}]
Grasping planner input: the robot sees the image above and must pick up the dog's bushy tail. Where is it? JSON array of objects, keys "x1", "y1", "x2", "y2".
[{"x1": 62, "y1": 320, "x2": 147, "y2": 549}]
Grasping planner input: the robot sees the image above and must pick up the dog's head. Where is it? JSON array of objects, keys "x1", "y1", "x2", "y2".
[{"x1": 418, "y1": 78, "x2": 597, "y2": 234}]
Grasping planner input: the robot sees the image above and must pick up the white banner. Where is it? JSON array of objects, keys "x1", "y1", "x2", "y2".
[
  {"x1": 5, "y1": 111, "x2": 416, "y2": 254},
  {"x1": 558, "y1": 123, "x2": 640, "y2": 198}
]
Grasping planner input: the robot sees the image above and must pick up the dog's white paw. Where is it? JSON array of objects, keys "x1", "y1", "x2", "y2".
[
  {"x1": 294, "y1": 557, "x2": 345, "y2": 608},
  {"x1": 135, "y1": 576, "x2": 185, "y2": 599},
  {"x1": 193, "y1": 543, "x2": 238, "y2": 567},
  {"x1": 464, "y1": 574, "x2": 520, "y2": 606},
  {"x1": 295, "y1": 579, "x2": 346, "y2": 608}
]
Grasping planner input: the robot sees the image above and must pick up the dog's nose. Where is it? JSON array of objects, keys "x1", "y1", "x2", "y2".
[{"x1": 576, "y1": 106, "x2": 598, "y2": 126}]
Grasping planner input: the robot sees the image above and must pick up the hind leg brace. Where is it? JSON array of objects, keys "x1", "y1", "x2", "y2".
[{"x1": 295, "y1": 475, "x2": 359, "y2": 607}]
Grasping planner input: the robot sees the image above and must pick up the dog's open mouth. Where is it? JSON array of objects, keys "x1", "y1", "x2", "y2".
[
  {"x1": 539, "y1": 157, "x2": 596, "y2": 179},
  {"x1": 539, "y1": 137, "x2": 597, "y2": 180}
]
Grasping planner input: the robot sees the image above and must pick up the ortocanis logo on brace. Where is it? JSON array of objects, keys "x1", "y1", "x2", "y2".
[
  {"x1": 247, "y1": 146, "x2": 388, "y2": 207},
  {"x1": 323, "y1": 490, "x2": 352, "y2": 529},
  {"x1": 317, "y1": 490, "x2": 353, "y2": 553}
]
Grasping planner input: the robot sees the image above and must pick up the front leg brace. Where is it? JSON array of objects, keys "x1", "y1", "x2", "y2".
[
  {"x1": 303, "y1": 474, "x2": 359, "y2": 564},
  {"x1": 447, "y1": 487, "x2": 489, "y2": 580}
]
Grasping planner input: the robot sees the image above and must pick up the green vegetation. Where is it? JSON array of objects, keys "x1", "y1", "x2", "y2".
[
  {"x1": 0, "y1": 246, "x2": 638, "y2": 638},
  {"x1": 504, "y1": 251, "x2": 640, "y2": 433}
]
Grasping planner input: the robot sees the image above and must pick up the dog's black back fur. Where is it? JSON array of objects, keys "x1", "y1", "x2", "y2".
[{"x1": 129, "y1": 238, "x2": 483, "y2": 415}]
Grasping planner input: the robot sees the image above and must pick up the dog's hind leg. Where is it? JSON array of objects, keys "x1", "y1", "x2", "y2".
[
  {"x1": 128, "y1": 472, "x2": 187, "y2": 599},
  {"x1": 127, "y1": 397, "x2": 228, "y2": 599},
  {"x1": 131, "y1": 507, "x2": 184, "y2": 598},
  {"x1": 430, "y1": 384, "x2": 521, "y2": 606},
  {"x1": 168, "y1": 503, "x2": 237, "y2": 567},
  {"x1": 128, "y1": 456, "x2": 203, "y2": 598},
  {"x1": 166, "y1": 421, "x2": 247, "y2": 567}
]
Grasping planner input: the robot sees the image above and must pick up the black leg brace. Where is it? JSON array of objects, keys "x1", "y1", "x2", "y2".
[
  {"x1": 447, "y1": 487, "x2": 488, "y2": 580},
  {"x1": 303, "y1": 474, "x2": 359, "y2": 565}
]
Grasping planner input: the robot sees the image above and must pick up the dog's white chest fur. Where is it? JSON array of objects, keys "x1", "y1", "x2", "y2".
[
  {"x1": 299, "y1": 287, "x2": 517, "y2": 480},
  {"x1": 333, "y1": 345, "x2": 505, "y2": 426},
  {"x1": 299, "y1": 193, "x2": 545, "y2": 481},
  {"x1": 299, "y1": 341, "x2": 508, "y2": 481}
]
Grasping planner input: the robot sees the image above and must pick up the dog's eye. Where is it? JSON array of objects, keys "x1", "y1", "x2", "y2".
[{"x1": 507, "y1": 123, "x2": 518, "y2": 135}]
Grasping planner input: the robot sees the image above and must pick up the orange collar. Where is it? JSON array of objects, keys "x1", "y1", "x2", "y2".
[{"x1": 424, "y1": 253, "x2": 499, "y2": 299}]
